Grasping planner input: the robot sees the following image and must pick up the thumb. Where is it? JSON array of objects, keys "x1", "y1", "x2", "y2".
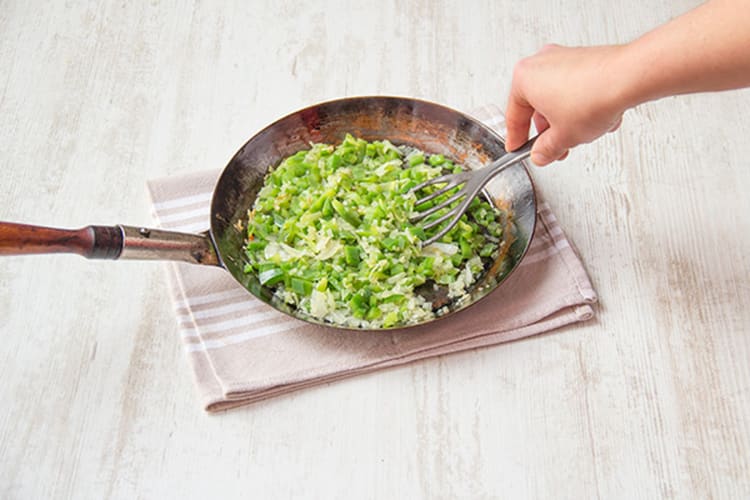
[{"x1": 530, "y1": 127, "x2": 569, "y2": 166}]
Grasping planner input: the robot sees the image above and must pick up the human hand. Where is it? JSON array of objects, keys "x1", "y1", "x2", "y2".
[{"x1": 505, "y1": 44, "x2": 630, "y2": 166}]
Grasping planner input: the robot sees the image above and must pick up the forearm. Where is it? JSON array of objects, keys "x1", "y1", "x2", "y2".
[{"x1": 619, "y1": 0, "x2": 750, "y2": 107}]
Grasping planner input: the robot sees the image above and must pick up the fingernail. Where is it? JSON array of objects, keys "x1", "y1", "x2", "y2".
[{"x1": 530, "y1": 152, "x2": 550, "y2": 165}]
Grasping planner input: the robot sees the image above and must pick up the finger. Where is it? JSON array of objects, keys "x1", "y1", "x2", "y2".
[
  {"x1": 558, "y1": 149, "x2": 569, "y2": 161},
  {"x1": 530, "y1": 128, "x2": 569, "y2": 166},
  {"x1": 504, "y1": 90, "x2": 534, "y2": 152},
  {"x1": 532, "y1": 112, "x2": 550, "y2": 134}
]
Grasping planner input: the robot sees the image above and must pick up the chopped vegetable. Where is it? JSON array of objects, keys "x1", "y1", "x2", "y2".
[{"x1": 243, "y1": 134, "x2": 507, "y2": 329}]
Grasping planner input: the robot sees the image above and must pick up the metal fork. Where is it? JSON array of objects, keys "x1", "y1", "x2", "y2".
[{"x1": 410, "y1": 136, "x2": 538, "y2": 246}]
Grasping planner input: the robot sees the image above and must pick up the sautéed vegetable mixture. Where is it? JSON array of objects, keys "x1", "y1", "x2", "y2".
[{"x1": 243, "y1": 134, "x2": 508, "y2": 328}]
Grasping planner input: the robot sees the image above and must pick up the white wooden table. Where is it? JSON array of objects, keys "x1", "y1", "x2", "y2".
[{"x1": 1, "y1": 1, "x2": 748, "y2": 498}]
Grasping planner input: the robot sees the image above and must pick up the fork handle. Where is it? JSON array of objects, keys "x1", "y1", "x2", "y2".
[
  {"x1": 495, "y1": 135, "x2": 538, "y2": 169},
  {"x1": 482, "y1": 135, "x2": 539, "y2": 182}
]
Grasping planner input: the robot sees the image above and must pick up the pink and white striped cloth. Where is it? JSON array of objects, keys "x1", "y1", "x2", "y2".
[{"x1": 147, "y1": 104, "x2": 598, "y2": 412}]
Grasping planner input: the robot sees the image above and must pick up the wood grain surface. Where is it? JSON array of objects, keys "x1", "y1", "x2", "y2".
[{"x1": 1, "y1": 1, "x2": 748, "y2": 499}]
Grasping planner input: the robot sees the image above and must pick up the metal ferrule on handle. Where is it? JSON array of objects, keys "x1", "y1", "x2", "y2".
[{"x1": 118, "y1": 225, "x2": 219, "y2": 265}]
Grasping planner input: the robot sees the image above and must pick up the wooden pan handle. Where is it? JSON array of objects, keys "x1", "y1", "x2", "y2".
[{"x1": 0, "y1": 222, "x2": 123, "y2": 259}]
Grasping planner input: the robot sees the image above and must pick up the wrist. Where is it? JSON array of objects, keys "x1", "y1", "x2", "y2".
[{"x1": 607, "y1": 41, "x2": 654, "y2": 111}]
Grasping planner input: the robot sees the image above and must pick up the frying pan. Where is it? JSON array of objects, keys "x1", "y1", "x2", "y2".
[{"x1": 0, "y1": 96, "x2": 537, "y2": 330}]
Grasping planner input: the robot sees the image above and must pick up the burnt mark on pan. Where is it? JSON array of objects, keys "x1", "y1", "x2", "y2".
[{"x1": 300, "y1": 107, "x2": 323, "y2": 143}]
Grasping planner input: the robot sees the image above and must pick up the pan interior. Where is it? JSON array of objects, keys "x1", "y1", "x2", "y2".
[{"x1": 210, "y1": 97, "x2": 536, "y2": 330}]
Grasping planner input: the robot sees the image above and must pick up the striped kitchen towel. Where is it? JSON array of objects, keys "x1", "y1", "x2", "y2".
[{"x1": 147, "y1": 104, "x2": 598, "y2": 412}]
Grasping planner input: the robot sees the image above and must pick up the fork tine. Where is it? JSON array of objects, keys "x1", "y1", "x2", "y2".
[
  {"x1": 410, "y1": 173, "x2": 454, "y2": 194},
  {"x1": 410, "y1": 189, "x2": 466, "y2": 222},
  {"x1": 413, "y1": 179, "x2": 463, "y2": 207},
  {"x1": 422, "y1": 210, "x2": 465, "y2": 246},
  {"x1": 422, "y1": 227, "x2": 451, "y2": 247},
  {"x1": 422, "y1": 206, "x2": 459, "y2": 231},
  {"x1": 420, "y1": 196, "x2": 473, "y2": 246}
]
